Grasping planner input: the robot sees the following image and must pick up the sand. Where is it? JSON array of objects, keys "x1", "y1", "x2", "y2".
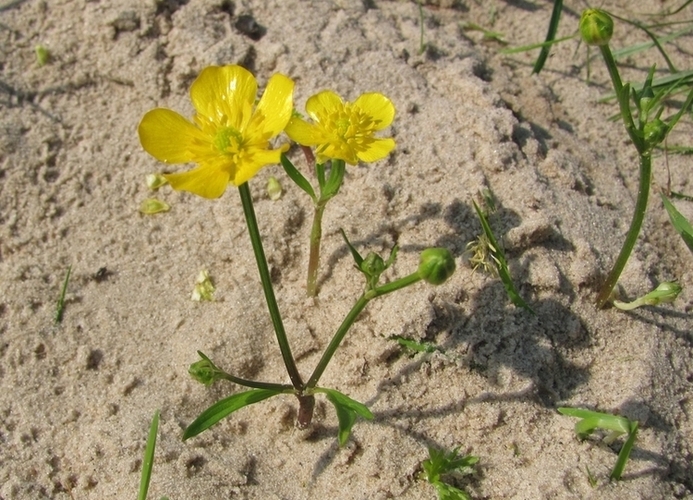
[{"x1": 1, "y1": 0, "x2": 692, "y2": 498}]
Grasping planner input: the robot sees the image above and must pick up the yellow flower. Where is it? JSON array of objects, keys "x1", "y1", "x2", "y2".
[
  {"x1": 285, "y1": 90, "x2": 395, "y2": 165},
  {"x1": 138, "y1": 65, "x2": 294, "y2": 199}
]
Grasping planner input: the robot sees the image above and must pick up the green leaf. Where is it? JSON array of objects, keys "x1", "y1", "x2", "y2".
[
  {"x1": 281, "y1": 154, "x2": 316, "y2": 201},
  {"x1": 340, "y1": 228, "x2": 364, "y2": 267},
  {"x1": 390, "y1": 335, "x2": 440, "y2": 354},
  {"x1": 316, "y1": 388, "x2": 373, "y2": 446},
  {"x1": 138, "y1": 410, "x2": 160, "y2": 500},
  {"x1": 661, "y1": 194, "x2": 693, "y2": 253},
  {"x1": 183, "y1": 389, "x2": 281, "y2": 440},
  {"x1": 320, "y1": 159, "x2": 346, "y2": 201},
  {"x1": 435, "y1": 481, "x2": 472, "y2": 500},
  {"x1": 558, "y1": 407, "x2": 632, "y2": 436}
]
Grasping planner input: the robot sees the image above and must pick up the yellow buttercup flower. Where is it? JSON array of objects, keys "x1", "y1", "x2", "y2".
[
  {"x1": 138, "y1": 65, "x2": 294, "y2": 199},
  {"x1": 285, "y1": 90, "x2": 395, "y2": 165}
]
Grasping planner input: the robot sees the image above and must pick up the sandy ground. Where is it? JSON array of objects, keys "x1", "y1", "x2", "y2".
[{"x1": 1, "y1": 0, "x2": 692, "y2": 498}]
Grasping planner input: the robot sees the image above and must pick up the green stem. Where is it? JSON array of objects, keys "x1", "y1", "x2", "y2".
[
  {"x1": 306, "y1": 272, "x2": 422, "y2": 389},
  {"x1": 596, "y1": 152, "x2": 652, "y2": 308},
  {"x1": 595, "y1": 43, "x2": 651, "y2": 308},
  {"x1": 218, "y1": 371, "x2": 294, "y2": 392},
  {"x1": 238, "y1": 183, "x2": 304, "y2": 389},
  {"x1": 306, "y1": 201, "x2": 326, "y2": 297}
]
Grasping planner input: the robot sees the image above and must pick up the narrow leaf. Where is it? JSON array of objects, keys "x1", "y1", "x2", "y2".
[
  {"x1": 611, "y1": 421, "x2": 638, "y2": 481},
  {"x1": 183, "y1": 389, "x2": 280, "y2": 440},
  {"x1": 340, "y1": 228, "x2": 364, "y2": 267},
  {"x1": 281, "y1": 154, "x2": 316, "y2": 201},
  {"x1": 661, "y1": 194, "x2": 693, "y2": 253},
  {"x1": 138, "y1": 410, "x2": 160, "y2": 500},
  {"x1": 532, "y1": 0, "x2": 563, "y2": 74}
]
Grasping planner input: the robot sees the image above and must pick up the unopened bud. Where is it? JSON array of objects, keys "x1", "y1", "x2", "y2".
[
  {"x1": 418, "y1": 248, "x2": 456, "y2": 285},
  {"x1": 189, "y1": 352, "x2": 223, "y2": 386},
  {"x1": 643, "y1": 119, "x2": 668, "y2": 149},
  {"x1": 613, "y1": 281, "x2": 682, "y2": 310},
  {"x1": 580, "y1": 9, "x2": 613, "y2": 46}
]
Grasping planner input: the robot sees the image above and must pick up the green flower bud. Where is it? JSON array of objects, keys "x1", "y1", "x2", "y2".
[
  {"x1": 580, "y1": 9, "x2": 613, "y2": 46},
  {"x1": 643, "y1": 119, "x2": 668, "y2": 149},
  {"x1": 189, "y1": 353, "x2": 223, "y2": 386},
  {"x1": 418, "y1": 248, "x2": 456, "y2": 285},
  {"x1": 613, "y1": 281, "x2": 682, "y2": 310}
]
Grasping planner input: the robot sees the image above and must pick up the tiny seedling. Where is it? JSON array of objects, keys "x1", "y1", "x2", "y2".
[
  {"x1": 470, "y1": 199, "x2": 533, "y2": 313},
  {"x1": 389, "y1": 334, "x2": 441, "y2": 355},
  {"x1": 138, "y1": 410, "x2": 169, "y2": 500},
  {"x1": 421, "y1": 446, "x2": 479, "y2": 500},
  {"x1": 54, "y1": 265, "x2": 72, "y2": 324},
  {"x1": 35, "y1": 44, "x2": 50, "y2": 66},
  {"x1": 558, "y1": 407, "x2": 639, "y2": 481}
]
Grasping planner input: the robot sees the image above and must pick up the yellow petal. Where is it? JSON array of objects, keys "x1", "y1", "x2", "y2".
[
  {"x1": 190, "y1": 66, "x2": 257, "y2": 129},
  {"x1": 163, "y1": 161, "x2": 231, "y2": 199},
  {"x1": 354, "y1": 93, "x2": 395, "y2": 129},
  {"x1": 138, "y1": 109, "x2": 208, "y2": 164},
  {"x1": 252, "y1": 73, "x2": 294, "y2": 137},
  {"x1": 305, "y1": 90, "x2": 343, "y2": 122},
  {"x1": 232, "y1": 147, "x2": 284, "y2": 186},
  {"x1": 356, "y1": 138, "x2": 396, "y2": 163},
  {"x1": 284, "y1": 116, "x2": 324, "y2": 146}
]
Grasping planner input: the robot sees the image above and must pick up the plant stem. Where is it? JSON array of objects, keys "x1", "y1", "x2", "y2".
[
  {"x1": 306, "y1": 201, "x2": 326, "y2": 297},
  {"x1": 305, "y1": 271, "x2": 422, "y2": 389},
  {"x1": 238, "y1": 183, "x2": 304, "y2": 389},
  {"x1": 218, "y1": 371, "x2": 294, "y2": 392},
  {"x1": 594, "y1": 43, "x2": 651, "y2": 307},
  {"x1": 596, "y1": 152, "x2": 652, "y2": 308}
]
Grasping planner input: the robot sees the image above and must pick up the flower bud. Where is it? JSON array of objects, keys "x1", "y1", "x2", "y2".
[
  {"x1": 580, "y1": 9, "x2": 613, "y2": 46},
  {"x1": 418, "y1": 248, "x2": 456, "y2": 285},
  {"x1": 643, "y1": 119, "x2": 668, "y2": 149},
  {"x1": 613, "y1": 281, "x2": 682, "y2": 310},
  {"x1": 189, "y1": 354, "x2": 222, "y2": 386}
]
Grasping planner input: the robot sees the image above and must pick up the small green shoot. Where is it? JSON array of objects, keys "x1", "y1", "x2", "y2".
[
  {"x1": 558, "y1": 407, "x2": 639, "y2": 481},
  {"x1": 613, "y1": 281, "x2": 682, "y2": 310},
  {"x1": 421, "y1": 446, "x2": 479, "y2": 500},
  {"x1": 460, "y1": 22, "x2": 506, "y2": 44},
  {"x1": 267, "y1": 176, "x2": 282, "y2": 200},
  {"x1": 417, "y1": 0, "x2": 426, "y2": 55},
  {"x1": 470, "y1": 200, "x2": 533, "y2": 313},
  {"x1": 314, "y1": 387, "x2": 374, "y2": 447},
  {"x1": 389, "y1": 335, "x2": 440, "y2": 355},
  {"x1": 138, "y1": 410, "x2": 167, "y2": 500},
  {"x1": 35, "y1": 44, "x2": 50, "y2": 66},
  {"x1": 586, "y1": 465, "x2": 598, "y2": 488},
  {"x1": 54, "y1": 265, "x2": 72, "y2": 324}
]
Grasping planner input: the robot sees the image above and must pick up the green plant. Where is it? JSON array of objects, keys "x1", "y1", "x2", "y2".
[
  {"x1": 578, "y1": 9, "x2": 693, "y2": 307},
  {"x1": 138, "y1": 65, "x2": 457, "y2": 446},
  {"x1": 558, "y1": 407, "x2": 639, "y2": 481},
  {"x1": 468, "y1": 195, "x2": 533, "y2": 313},
  {"x1": 421, "y1": 446, "x2": 479, "y2": 500}
]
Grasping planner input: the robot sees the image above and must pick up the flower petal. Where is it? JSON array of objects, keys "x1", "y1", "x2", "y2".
[
  {"x1": 304, "y1": 90, "x2": 343, "y2": 122},
  {"x1": 190, "y1": 66, "x2": 257, "y2": 129},
  {"x1": 232, "y1": 146, "x2": 286, "y2": 186},
  {"x1": 252, "y1": 73, "x2": 294, "y2": 137},
  {"x1": 356, "y1": 137, "x2": 396, "y2": 163},
  {"x1": 284, "y1": 116, "x2": 325, "y2": 146},
  {"x1": 354, "y1": 93, "x2": 395, "y2": 129},
  {"x1": 138, "y1": 109, "x2": 208, "y2": 164},
  {"x1": 163, "y1": 160, "x2": 231, "y2": 199}
]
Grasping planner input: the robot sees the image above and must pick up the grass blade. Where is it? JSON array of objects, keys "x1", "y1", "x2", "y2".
[
  {"x1": 54, "y1": 265, "x2": 72, "y2": 324},
  {"x1": 138, "y1": 410, "x2": 160, "y2": 500},
  {"x1": 532, "y1": 0, "x2": 563, "y2": 74},
  {"x1": 611, "y1": 421, "x2": 639, "y2": 481},
  {"x1": 281, "y1": 153, "x2": 316, "y2": 201}
]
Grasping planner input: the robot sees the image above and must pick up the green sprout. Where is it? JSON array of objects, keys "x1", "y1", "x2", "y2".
[
  {"x1": 35, "y1": 44, "x2": 50, "y2": 66},
  {"x1": 138, "y1": 410, "x2": 169, "y2": 500},
  {"x1": 266, "y1": 176, "x2": 282, "y2": 200},
  {"x1": 613, "y1": 281, "x2": 682, "y2": 310},
  {"x1": 558, "y1": 407, "x2": 639, "y2": 481},
  {"x1": 54, "y1": 265, "x2": 72, "y2": 325},
  {"x1": 421, "y1": 446, "x2": 479, "y2": 500},
  {"x1": 389, "y1": 335, "x2": 441, "y2": 355},
  {"x1": 470, "y1": 199, "x2": 533, "y2": 313}
]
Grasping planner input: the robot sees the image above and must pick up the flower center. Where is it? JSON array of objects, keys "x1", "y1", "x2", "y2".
[
  {"x1": 325, "y1": 104, "x2": 378, "y2": 151},
  {"x1": 214, "y1": 126, "x2": 244, "y2": 154}
]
